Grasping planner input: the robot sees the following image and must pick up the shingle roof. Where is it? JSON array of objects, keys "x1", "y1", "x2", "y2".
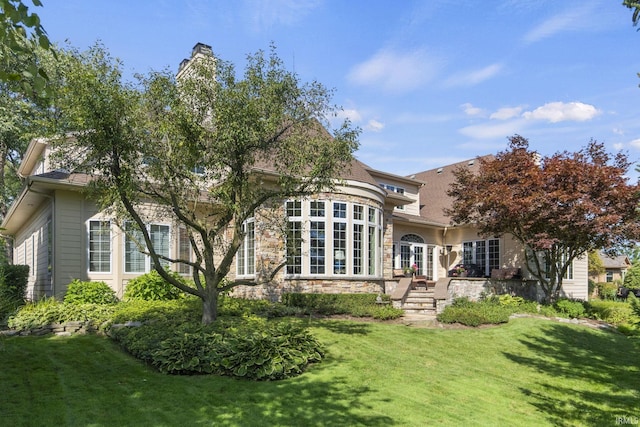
[
  {"x1": 411, "y1": 155, "x2": 494, "y2": 225},
  {"x1": 598, "y1": 251, "x2": 630, "y2": 269}
]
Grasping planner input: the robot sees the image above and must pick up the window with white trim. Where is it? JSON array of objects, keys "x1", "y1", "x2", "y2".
[
  {"x1": 462, "y1": 238, "x2": 500, "y2": 276},
  {"x1": 286, "y1": 201, "x2": 302, "y2": 275},
  {"x1": 237, "y1": 218, "x2": 255, "y2": 276},
  {"x1": 177, "y1": 227, "x2": 192, "y2": 275},
  {"x1": 285, "y1": 200, "x2": 382, "y2": 277},
  {"x1": 124, "y1": 222, "x2": 171, "y2": 273},
  {"x1": 88, "y1": 220, "x2": 111, "y2": 273}
]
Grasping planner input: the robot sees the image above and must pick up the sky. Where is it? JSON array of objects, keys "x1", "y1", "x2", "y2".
[{"x1": 33, "y1": 0, "x2": 640, "y2": 179}]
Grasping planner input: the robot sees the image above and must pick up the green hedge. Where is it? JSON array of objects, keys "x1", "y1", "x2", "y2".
[
  {"x1": 437, "y1": 297, "x2": 511, "y2": 326},
  {"x1": 281, "y1": 293, "x2": 403, "y2": 319}
]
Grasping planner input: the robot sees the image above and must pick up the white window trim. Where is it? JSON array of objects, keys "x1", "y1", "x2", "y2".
[
  {"x1": 87, "y1": 219, "x2": 112, "y2": 274},
  {"x1": 123, "y1": 222, "x2": 172, "y2": 274}
]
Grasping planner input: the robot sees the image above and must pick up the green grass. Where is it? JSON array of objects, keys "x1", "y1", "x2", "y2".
[{"x1": 1, "y1": 317, "x2": 639, "y2": 426}]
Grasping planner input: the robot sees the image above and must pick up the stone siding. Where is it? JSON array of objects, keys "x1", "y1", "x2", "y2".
[
  {"x1": 447, "y1": 278, "x2": 541, "y2": 303},
  {"x1": 233, "y1": 279, "x2": 385, "y2": 301}
]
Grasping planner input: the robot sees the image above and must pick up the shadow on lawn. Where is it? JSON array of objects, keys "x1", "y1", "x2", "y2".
[
  {"x1": 191, "y1": 375, "x2": 394, "y2": 426},
  {"x1": 503, "y1": 323, "x2": 640, "y2": 426}
]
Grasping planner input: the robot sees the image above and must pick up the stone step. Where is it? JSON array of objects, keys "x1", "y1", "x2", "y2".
[{"x1": 403, "y1": 308, "x2": 437, "y2": 316}]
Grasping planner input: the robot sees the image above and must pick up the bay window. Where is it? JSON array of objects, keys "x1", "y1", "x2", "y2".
[{"x1": 285, "y1": 199, "x2": 382, "y2": 277}]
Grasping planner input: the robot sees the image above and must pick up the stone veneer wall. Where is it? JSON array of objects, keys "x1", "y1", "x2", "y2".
[
  {"x1": 446, "y1": 278, "x2": 541, "y2": 304},
  {"x1": 233, "y1": 279, "x2": 385, "y2": 301}
]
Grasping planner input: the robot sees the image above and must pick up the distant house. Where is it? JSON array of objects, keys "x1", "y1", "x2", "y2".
[
  {"x1": 0, "y1": 44, "x2": 589, "y2": 311},
  {"x1": 591, "y1": 250, "x2": 630, "y2": 284}
]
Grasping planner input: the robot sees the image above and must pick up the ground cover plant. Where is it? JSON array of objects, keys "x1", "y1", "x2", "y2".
[{"x1": 1, "y1": 317, "x2": 638, "y2": 426}]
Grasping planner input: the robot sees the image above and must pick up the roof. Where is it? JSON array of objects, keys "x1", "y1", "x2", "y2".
[
  {"x1": 598, "y1": 251, "x2": 631, "y2": 269},
  {"x1": 411, "y1": 155, "x2": 494, "y2": 225}
]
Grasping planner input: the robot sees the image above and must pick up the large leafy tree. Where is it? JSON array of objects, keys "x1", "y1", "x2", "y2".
[
  {"x1": 0, "y1": 0, "x2": 51, "y2": 94},
  {"x1": 52, "y1": 44, "x2": 359, "y2": 324},
  {"x1": 624, "y1": 0, "x2": 640, "y2": 27},
  {"x1": 447, "y1": 135, "x2": 640, "y2": 301}
]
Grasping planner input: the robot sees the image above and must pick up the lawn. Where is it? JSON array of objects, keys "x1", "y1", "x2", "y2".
[{"x1": 1, "y1": 317, "x2": 638, "y2": 426}]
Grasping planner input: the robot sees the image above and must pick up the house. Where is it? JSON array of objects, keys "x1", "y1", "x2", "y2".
[
  {"x1": 0, "y1": 44, "x2": 589, "y2": 308},
  {"x1": 590, "y1": 250, "x2": 630, "y2": 284}
]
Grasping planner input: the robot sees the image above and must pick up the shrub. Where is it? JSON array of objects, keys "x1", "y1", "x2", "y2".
[
  {"x1": 7, "y1": 298, "x2": 118, "y2": 331},
  {"x1": 123, "y1": 271, "x2": 187, "y2": 301},
  {"x1": 7, "y1": 297, "x2": 63, "y2": 330},
  {"x1": 586, "y1": 299, "x2": 636, "y2": 325},
  {"x1": 371, "y1": 304, "x2": 404, "y2": 320},
  {"x1": 596, "y1": 282, "x2": 618, "y2": 300},
  {"x1": 0, "y1": 264, "x2": 29, "y2": 320},
  {"x1": 281, "y1": 293, "x2": 400, "y2": 318},
  {"x1": 553, "y1": 299, "x2": 586, "y2": 319},
  {"x1": 111, "y1": 299, "x2": 201, "y2": 324},
  {"x1": 113, "y1": 317, "x2": 324, "y2": 380},
  {"x1": 623, "y1": 263, "x2": 640, "y2": 291},
  {"x1": 64, "y1": 280, "x2": 118, "y2": 305},
  {"x1": 437, "y1": 299, "x2": 511, "y2": 326}
]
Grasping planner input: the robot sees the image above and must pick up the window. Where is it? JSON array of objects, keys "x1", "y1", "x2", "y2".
[
  {"x1": 286, "y1": 201, "x2": 302, "y2": 275},
  {"x1": 237, "y1": 219, "x2": 255, "y2": 276},
  {"x1": 124, "y1": 222, "x2": 171, "y2": 273},
  {"x1": 462, "y1": 239, "x2": 500, "y2": 276},
  {"x1": 177, "y1": 227, "x2": 192, "y2": 275},
  {"x1": 310, "y1": 221, "x2": 326, "y2": 274},
  {"x1": 380, "y1": 183, "x2": 406, "y2": 210},
  {"x1": 88, "y1": 220, "x2": 111, "y2": 273},
  {"x1": 285, "y1": 200, "x2": 382, "y2": 277},
  {"x1": 606, "y1": 270, "x2": 614, "y2": 282},
  {"x1": 333, "y1": 203, "x2": 347, "y2": 274}
]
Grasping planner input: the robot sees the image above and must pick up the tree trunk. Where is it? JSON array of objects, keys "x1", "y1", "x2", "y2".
[{"x1": 201, "y1": 290, "x2": 219, "y2": 324}]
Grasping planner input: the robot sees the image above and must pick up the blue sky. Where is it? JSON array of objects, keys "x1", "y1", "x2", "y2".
[{"x1": 35, "y1": 0, "x2": 640, "y2": 178}]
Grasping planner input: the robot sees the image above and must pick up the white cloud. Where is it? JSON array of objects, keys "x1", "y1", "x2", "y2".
[
  {"x1": 365, "y1": 119, "x2": 385, "y2": 132},
  {"x1": 247, "y1": 0, "x2": 322, "y2": 30},
  {"x1": 461, "y1": 103, "x2": 484, "y2": 117},
  {"x1": 336, "y1": 108, "x2": 362, "y2": 123},
  {"x1": 445, "y1": 63, "x2": 503, "y2": 87},
  {"x1": 458, "y1": 119, "x2": 528, "y2": 139},
  {"x1": 613, "y1": 128, "x2": 625, "y2": 136},
  {"x1": 522, "y1": 101, "x2": 599, "y2": 123},
  {"x1": 522, "y1": 5, "x2": 593, "y2": 43},
  {"x1": 630, "y1": 138, "x2": 640, "y2": 149},
  {"x1": 347, "y1": 48, "x2": 442, "y2": 93},
  {"x1": 490, "y1": 106, "x2": 523, "y2": 120},
  {"x1": 613, "y1": 142, "x2": 625, "y2": 150}
]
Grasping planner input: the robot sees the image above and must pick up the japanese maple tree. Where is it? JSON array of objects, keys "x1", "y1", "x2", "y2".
[{"x1": 447, "y1": 135, "x2": 640, "y2": 301}]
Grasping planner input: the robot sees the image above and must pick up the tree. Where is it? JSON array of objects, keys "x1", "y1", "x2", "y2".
[
  {"x1": 587, "y1": 250, "x2": 605, "y2": 279},
  {"x1": 446, "y1": 135, "x2": 640, "y2": 302},
  {"x1": 623, "y1": 262, "x2": 640, "y2": 290},
  {"x1": 51, "y1": 44, "x2": 359, "y2": 324},
  {"x1": 623, "y1": 0, "x2": 640, "y2": 27},
  {"x1": 0, "y1": 0, "x2": 52, "y2": 95}
]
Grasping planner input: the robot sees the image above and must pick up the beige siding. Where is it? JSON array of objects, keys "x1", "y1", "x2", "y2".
[
  {"x1": 53, "y1": 190, "x2": 99, "y2": 296},
  {"x1": 560, "y1": 254, "x2": 589, "y2": 300},
  {"x1": 13, "y1": 202, "x2": 52, "y2": 299}
]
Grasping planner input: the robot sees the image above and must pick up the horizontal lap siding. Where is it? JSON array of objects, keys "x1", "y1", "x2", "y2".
[
  {"x1": 53, "y1": 191, "x2": 99, "y2": 296},
  {"x1": 14, "y1": 203, "x2": 52, "y2": 299}
]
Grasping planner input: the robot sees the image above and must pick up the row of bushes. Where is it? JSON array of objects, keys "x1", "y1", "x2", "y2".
[
  {"x1": 281, "y1": 292, "x2": 403, "y2": 320},
  {"x1": 437, "y1": 293, "x2": 640, "y2": 333}
]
